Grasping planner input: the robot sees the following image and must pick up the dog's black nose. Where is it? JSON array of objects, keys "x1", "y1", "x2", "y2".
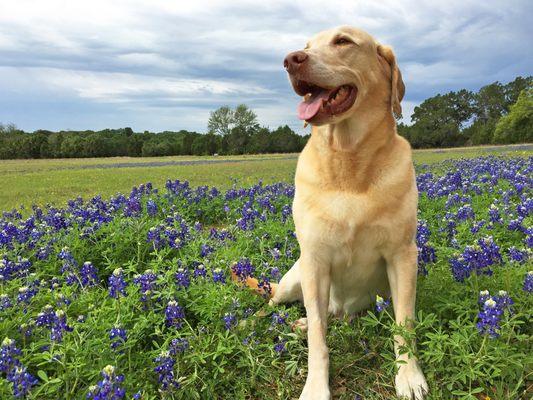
[{"x1": 284, "y1": 51, "x2": 308, "y2": 73}]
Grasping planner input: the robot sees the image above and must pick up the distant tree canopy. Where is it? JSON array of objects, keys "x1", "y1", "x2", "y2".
[
  {"x1": 1, "y1": 75, "x2": 531, "y2": 159},
  {"x1": 398, "y1": 75, "x2": 532, "y2": 148},
  {"x1": 0, "y1": 123, "x2": 308, "y2": 159}
]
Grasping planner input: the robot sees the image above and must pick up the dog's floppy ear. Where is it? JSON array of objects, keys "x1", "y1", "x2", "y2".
[{"x1": 377, "y1": 44, "x2": 405, "y2": 118}]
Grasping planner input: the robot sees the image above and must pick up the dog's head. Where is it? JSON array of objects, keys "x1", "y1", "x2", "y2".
[{"x1": 284, "y1": 26, "x2": 404, "y2": 126}]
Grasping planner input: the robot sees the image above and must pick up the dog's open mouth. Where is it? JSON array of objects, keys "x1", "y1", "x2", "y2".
[{"x1": 294, "y1": 80, "x2": 358, "y2": 121}]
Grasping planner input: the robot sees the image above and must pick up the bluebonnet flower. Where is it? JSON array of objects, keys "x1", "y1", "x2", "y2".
[
  {"x1": 146, "y1": 200, "x2": 158, "y2": 217},
  {"x1": 270, "y1": 267, "x2": 281, "y2": 282},
  {"x1": 200, "y1": 244, "x2": 214, "y2": 258},
  {"x1": 36, "y1": 244, "x2": 52, "y2": 260},
  {"x1": 271, "y1": 312, "x2": 288, "y2": 326},
  {"x1": 50, "y1": 310, "x2": 73, "y2": 342},
  {"x1": 169, "y1": 338, "x2": 189, "y2": 355},
  {"x1": 0, "y1": 338, "x2": 38, "y2": 398},
  {"x1": 270, "y1": 247, "x2": 281, "y2": 260},
  {"x1": 193, "y1": 264, "x2": 207, "y2": 278},
  {"x1": 7, "y1": 365, "x2": 39, "y2": 398},
  {"x1": 242, "y1": 331, "x2": 258, "y2": 346},
  {"x1": 0, "y1": 294, "x2": 12, "y2": 311},
  {"x1": 476, "y1": 297, "x2": 503, "y2": 338},
  {"x1": 449, "y1": 236, "x2": 502, "y2": 282},
  {"x1": 165, "y1": 301, "x2": 185, "y2": 329},
  {"x1": 35, "y1": 305, "x2": 55, "y2": 328},
  {"x1": 17, "y1": 285, "x2": 37, "y2": 305},
  {"x1": 58, "y1": 247, "x2": 80, "y2": 286},
  {"x1": 87, "y1": 365, "x2": 126, "y2": 400},
  {"x1": 175, "y1": 268, "x2": 190, "y2": 289},
  {"x1": 416, "y1": 220, "x2": 436, "y2": 274},
  {"x1": 456, "y1": 204, "x2": 475, "y2": 221},
  {"x1": 18, "y1": 323, "x2": 33, "y2": 338},
  {"x1": 109, "y1": 327, "x2": 127, "y2": 351},
  {"x1": 273, "y1": 337, "x2": 287, "y2": 354},
  {"x1": 0, "y1": 337, "x2": 21, "y2": 374},
  {"x1": 488, "y1": 204, "x2": 502, "y2": 224},
  {"x1": 494, "y1": 290, "x2": 514, "y2": 312},
  {"x1": 108, "y1": 268, "x2": 128, "y2": 299},
  {"x1": 153, "y1": 351, "x2": 179, "y2": 391},
  {"x1": 524, "y1": 271, "x2": 533, "y2": 293},
  {"x1": 507, "y1": 247, "x2": 529, "y2": 264},
  {"x1": 257, "y1": 274, "x2": 272, "y2": 297},
  {"x1": 212, "y1": 268, "x2": 225, "y2": 284},
  {"x1": 80, "y1": 261, "x2": 99, "y2": 287},
  {"x1": 223, "y1": 313, "x2": 237, "y2": 330},
  {"x1": 281, "y1": 204, "x2": 292, "y2": 222},
  {"x1": 478, "y1": 290, "x2": 490, "y2": 306},
  {"x1": 375, "y1": 295, "x2": 390, "y2": 313},
  {"x1": 231, "y1": 259, "x2": 255, "y2": 281},
  {"x1": 55, "y1": 293, "x2": 71, "y2": 308},
  {"x1": 133, "y1": 270, "x2": 157, "y2": 304}
]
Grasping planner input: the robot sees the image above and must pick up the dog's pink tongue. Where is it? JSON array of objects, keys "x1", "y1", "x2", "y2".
[{"x1": 297, "y1": 90, "x2": 329, "y2": 120}]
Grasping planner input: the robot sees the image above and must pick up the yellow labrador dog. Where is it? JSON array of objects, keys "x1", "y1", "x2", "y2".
[{"x1": 273, "y1": 26, "x2": 428, "y2": 399}]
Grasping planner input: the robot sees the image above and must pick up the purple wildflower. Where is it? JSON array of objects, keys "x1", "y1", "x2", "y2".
[
  {"x1": 165, "y1": 301, "x2": 185, "y2": 329},
  {"x1": 476, "y1": 297, "x2": 503, "y2": 338},
  {"x1": 109, "y1": 327, "x2": 127, "y2": 351},
  {"x1": 169, "y1": 338, "x2": 189, "y2": 355},
  {"x1": 80, "y1": 261, "x2": 99, "y2": 287},
  {"x1": 50, "y1": 310, "x2": 73, "y2": 342},
  {"x1": 87, "y1": 365, "x2": 126, "y2": 400},
  {"x1": 212, "y1": 268, "x2": 225, "y2": 284},
  {"x1": 146, "y1": 200, "x2": 158, "y2": 217},
  {"x1": 223, "y1": 313, "x2": 237, "y2": 330},
  {"x1": 0, "y1": 294, "x2": 12, "y2": 311},
  {"x1": 524, "y1": 271, "x2": 533, "y2": 293},
  {"x1": 175, "y1": 268, "x2": 190, "y2": 289},
  {"x1": 193, "y1": 264, "x2": 207, "y2": 278},
  {"x1": 375, "y1": 295, "x2": 390, "y2": 313},
  {"x1": 153, "y1": 351, "x2": 179, "y2": 392},
  {"x1": 108, "y1": 268, "x2": 128, "y2": 299},
  {"x1": 7, "y1": 365, "x2": 39, "y2": 398},
  {"x1": 231, "y1": 259, "x2": 255, "y2": 281},
  {"x1": 273, "y1": 337, "x2": 287, "y2": 354}
]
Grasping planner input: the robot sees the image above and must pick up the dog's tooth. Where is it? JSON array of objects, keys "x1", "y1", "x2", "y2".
[{"x1": 303, "y1": 121, "x2": 308, "y2": 128}]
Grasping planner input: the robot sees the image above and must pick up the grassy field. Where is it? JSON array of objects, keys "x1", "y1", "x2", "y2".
[
  {"x1": 1, "y1": 144, "x2": 531, "y2": 213},
  {"x1": 0, "y1": 148, "x2": 531, "y2": 399}
]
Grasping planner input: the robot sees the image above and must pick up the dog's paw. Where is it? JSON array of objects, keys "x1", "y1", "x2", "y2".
[
  {"x1": 291, "y1": 317, "x2": 308, "y2": 332},
  {"x1": 395, "y1": 360, "x2": 428, "y2": 400},
  {"x1": 299, "y1": 382, "x2": 330, "y2": 400}
]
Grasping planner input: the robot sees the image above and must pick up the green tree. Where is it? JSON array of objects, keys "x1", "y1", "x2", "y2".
[
  {"x1": 208, "y1": 106, "x2": 234, "y2": 136},
  {"x1": 207, "y1": 104, "x2": 258, "y2": 136},
  {"x1": 493, "y1": 89, "x2": 533, "y2": 144},
  {"x1": 233, "y1": 104, "x2": 259, "y2": 131}
]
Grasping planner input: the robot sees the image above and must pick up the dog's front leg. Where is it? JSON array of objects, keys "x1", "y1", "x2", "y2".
[
  {"x1": 385, "y1": 243, "x2": 428, "y2": 400},
  {"x1": 299, "y1": 253, "x2": 331, "y2": 400}
]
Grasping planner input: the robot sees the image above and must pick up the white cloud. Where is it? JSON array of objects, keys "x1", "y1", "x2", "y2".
[{"x1": 0, "y1": 0, "x2": 531, "y2": 131}]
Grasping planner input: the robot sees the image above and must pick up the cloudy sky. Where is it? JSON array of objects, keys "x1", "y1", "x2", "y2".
[{"x1": 0, "y1": 0, "x2": 531, "y2": 134}]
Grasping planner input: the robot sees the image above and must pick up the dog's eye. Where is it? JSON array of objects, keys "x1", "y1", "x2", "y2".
[{"x1": 334, "y1": 37, "x2": 353, "y2": 46}]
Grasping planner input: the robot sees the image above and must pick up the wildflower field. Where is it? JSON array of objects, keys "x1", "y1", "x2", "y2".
[{"x1": 0, "y1": 154, "x2": 532, "y2": 399}]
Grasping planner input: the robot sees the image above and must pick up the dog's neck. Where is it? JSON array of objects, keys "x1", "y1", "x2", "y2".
[
  {"x1": 312, "y1": 107, "x2": 396, "y2": 154},
  {"x1": 302, "y1": 108, "x2": 399, "y2": 192}
]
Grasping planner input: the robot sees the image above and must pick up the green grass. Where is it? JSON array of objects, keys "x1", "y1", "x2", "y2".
[
  {"x1": 0, "y1": 152, "x2": 531, "y2": 399},
  {"x1": 1, "y1": 144, "x2": 531, "y2": 213}
]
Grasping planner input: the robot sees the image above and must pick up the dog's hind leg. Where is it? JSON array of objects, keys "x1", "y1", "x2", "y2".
[{"x1": 269, "y1": 259, "x2": 303, "y2": 305}]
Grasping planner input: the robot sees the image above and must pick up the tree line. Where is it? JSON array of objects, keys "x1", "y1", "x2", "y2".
[
  {"x1": 0, "y1": 75, "x2": 531, "y2": 159},
  {"x1": 0, "y1": 118, "x2": 307, "y2": 159},
  {"x1": 398, "y1": 76, "x2": 532, "y2": 148}
]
